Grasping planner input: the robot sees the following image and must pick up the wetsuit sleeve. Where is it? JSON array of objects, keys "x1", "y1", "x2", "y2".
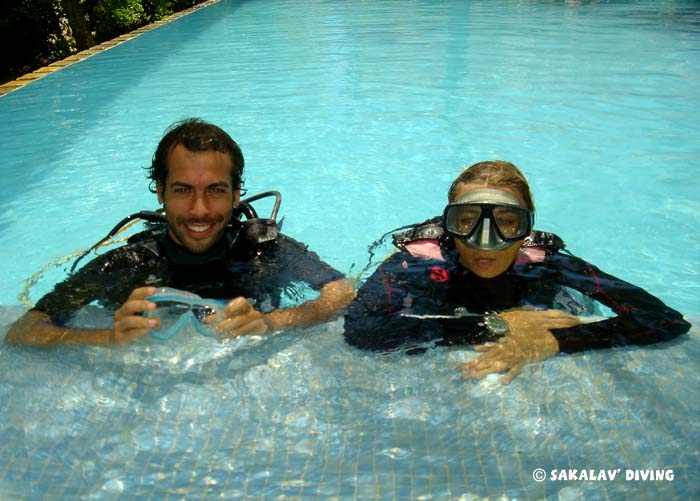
[
  {"x1": 33, "y1": 246, "x2": 161, "y2": 324},
  {"x1": 547, "y1": 253, "x2": 691, "y2": 353},
  {"x1": 273, "y1": 234, "x2": 344, "y2": 289},
  {"x1": 343, "y1": 253, "x2": 440, "y2": 350},
  {"x1": 343, "y1": 252, "x2": 490, "y2": 351}
]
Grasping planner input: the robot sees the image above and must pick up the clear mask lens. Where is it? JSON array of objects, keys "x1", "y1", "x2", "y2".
[
  {"x1": 144, "y1": 288, "x2": 226, "y2": 340},
  {"x1": 443, "y1": 203, "x2": 532, "y2": 250}
]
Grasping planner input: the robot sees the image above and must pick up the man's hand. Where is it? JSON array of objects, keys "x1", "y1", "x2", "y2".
[
  {"x1": 213, "y1": 279, "x2": 355, "y2": 339},
  {"x1": 5, "y1": 286, "x2": 160, "y2": 347},
  {"x1": 459, "y1": 309, "x2": 581, "y2": 384},
  {"x1": 112, "y1": 286, "x2": 159, "y2": 345},
  {"x1": 214, "y1": 297, "x2": 269, "y2": 338}
]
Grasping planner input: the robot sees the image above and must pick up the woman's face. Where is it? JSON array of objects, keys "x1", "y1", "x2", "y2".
[{"x1": 451, "y1": 183, "x2": 529, "y2": 278}]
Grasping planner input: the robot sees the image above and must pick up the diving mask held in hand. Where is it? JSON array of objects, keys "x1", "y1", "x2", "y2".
[
  {"x1": 145, "y1": 287, "x2": 228, "y2": 340},
  {"x1": 442, "y1": 189, "x2": 533, "y2": 250}
]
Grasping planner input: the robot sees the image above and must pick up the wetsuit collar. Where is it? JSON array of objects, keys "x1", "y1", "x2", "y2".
[{"x1": 158, "y1": 224, "x2": 242, "y2": 267}]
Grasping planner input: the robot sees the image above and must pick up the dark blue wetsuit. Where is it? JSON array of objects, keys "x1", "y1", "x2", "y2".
[
  {"x1": 344, "y1": 220, "x2": 690, "y2": 353},
  {"x1": 34, "y1": 222, "x2": 343, "y2": 324}
]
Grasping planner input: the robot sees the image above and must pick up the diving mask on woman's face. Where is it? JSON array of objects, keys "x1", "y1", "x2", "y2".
[
  {"x1": 442, "y1": 189, "x2": 533, "y2": 250},
  {"x1": 144, "y1": 287, "x2": 227, "y2": 340}
]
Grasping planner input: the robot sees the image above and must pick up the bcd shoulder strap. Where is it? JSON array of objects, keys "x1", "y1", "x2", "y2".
[
  {"x1": 127, "y1": 228, "x2": 164, "y2": 257},
  {"x1": 523, "y1": 230, "x2": 565, "y2": 253},
  {"x1": 391, "y1": 216, "x2": 445, "y2": 249}
]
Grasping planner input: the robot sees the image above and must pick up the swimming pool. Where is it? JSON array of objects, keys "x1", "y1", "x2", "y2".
[{"x1": 1, "y1": 0, "x2": 698, "y2": 498}]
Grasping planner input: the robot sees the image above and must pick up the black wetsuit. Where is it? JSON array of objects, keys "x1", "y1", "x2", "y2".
[
  {"x1": 344, "y1": 222, "x2": 690, "y2": 353},
  {"x1": 34, "y1": 223, "x2": 343, "y2": 324}
]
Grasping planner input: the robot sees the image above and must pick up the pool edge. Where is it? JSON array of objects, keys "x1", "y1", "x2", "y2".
[{"x1": 0, "y1": 0, "x2": 221, "y2": 98}]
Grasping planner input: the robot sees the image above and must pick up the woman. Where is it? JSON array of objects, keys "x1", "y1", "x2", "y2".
[{"x1": 343, "y1": 160, "x2": 690, "y2": 383}]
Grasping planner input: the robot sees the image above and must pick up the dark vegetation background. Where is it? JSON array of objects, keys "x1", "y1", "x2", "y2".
[{"x1": 1, "y1": 0, "x2": 207, "y2": 84}]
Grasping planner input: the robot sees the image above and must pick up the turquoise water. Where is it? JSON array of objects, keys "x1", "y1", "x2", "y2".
[{"x1": 0, "y1": 0, "x2": 698, "y2": 498}]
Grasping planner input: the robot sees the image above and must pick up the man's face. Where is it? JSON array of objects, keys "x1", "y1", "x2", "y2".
[{"x1": 157, "y1": 144, "x2": 239, "y2": 254}]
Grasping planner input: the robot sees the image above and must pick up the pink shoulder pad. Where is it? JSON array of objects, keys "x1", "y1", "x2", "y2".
[
  {"x1": 404, "y1": 239, "x2": 446, "y2": 262},
  {"x1": 515, "y1": 246, "x2": 546, "y2": 265}
]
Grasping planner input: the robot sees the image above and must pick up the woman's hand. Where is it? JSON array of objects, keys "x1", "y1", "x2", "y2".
[{"x1": 459, "y1": 309, "x2": 581, "y2": 384}]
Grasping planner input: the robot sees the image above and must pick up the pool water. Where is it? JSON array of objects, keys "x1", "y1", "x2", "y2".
[{"x1": 0, "y1": 0, "x2": 698, "y2": 498}]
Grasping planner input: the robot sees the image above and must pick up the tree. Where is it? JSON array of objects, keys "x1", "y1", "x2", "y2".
[
  {"x1": 0, "y1": 0, "x2": 71, "y2": 82},
  {"x1": 61, "y1": 0, "x2": 95, "y2": 50},
  {"x1": 1, "y1": 0, "x2": 207, "y2": 84},
  {"x1": 81, "y1": 0, "x2": 147, "y2": 43}
]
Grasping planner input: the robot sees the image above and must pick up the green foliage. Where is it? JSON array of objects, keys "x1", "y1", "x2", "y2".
[
  {"x1": 1, "y1": 0, "x2": 72, "y2": 81},
  {"x1": 0, "y1": 0, "x2": 207, "y2": 84},
  {"x1": 83, "y1": 0, "x2": 148, "y2": 42},
  {"x1": 142, "y1": 0, "x2": 176, "y2": 21}
]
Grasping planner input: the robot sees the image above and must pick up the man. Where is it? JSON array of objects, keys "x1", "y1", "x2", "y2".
[{"x1": 6, "y1": 118, "x2": 355, "y2": 347}]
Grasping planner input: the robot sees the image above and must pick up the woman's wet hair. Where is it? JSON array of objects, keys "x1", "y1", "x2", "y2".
[
  {"x1": 448, "y1": 160, "x2": 535, "y2": 212},
  {"x1": 147, "y1": 118, "x2": 245, "y2": 193}
]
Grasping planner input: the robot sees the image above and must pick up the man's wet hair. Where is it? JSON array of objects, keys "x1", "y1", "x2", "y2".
[{"x1": 147, "y1": 118, "x2": 245, "y2": 193}]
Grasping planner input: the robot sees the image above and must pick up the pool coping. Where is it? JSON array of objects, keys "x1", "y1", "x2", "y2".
[{"x1": 0, "y1": 0, "x2": 220, "y2": 97}]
